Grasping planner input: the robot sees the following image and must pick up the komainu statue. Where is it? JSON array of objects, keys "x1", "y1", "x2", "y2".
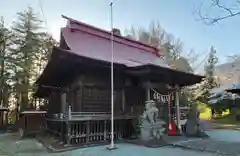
[{"x1": 139, "y1": 100, "x2": 165, "y2": 141}]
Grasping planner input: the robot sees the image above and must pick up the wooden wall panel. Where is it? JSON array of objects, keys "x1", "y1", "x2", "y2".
[
  {"x1": 82, "y1": 86, "x2": 111, "y2": 112},
  {"x1": 48, "y1": 91, "x2": 61, "y2": 114},
  {"x1": 81, "y1": 86, "x2": 123, "y2": 113},
  {"x1": 125, "y1": 86, "x2": 145, "y2": 114},
  {"x1": 67, "y1": 68, "x2": 126, "y2": 113},
  {"x1": 74, "y1": 87, "x2": 83, "y2": 112}
]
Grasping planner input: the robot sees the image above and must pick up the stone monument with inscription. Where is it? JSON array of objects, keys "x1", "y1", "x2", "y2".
[{"x1": 184, "y1": 104, "x2": 208, "y2": 137}]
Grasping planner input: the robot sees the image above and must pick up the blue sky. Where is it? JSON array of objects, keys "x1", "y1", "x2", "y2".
[{"x1": 1, "y1": 0, "x2": 239, "y2": 68}]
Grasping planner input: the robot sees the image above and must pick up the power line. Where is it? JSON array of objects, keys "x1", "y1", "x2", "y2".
[
  {"x1": 193, "y1": 52, "x2": 210, "y2": 72},
  {"x1": 37, "y1": 0, "x2": 50, "y2": 33}
]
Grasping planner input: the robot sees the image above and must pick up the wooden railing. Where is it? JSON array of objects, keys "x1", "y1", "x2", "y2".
[{"x1": 46, "y1": 112, "x2": 136, "y2": 145}]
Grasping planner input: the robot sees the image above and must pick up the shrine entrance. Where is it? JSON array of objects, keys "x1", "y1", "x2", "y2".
[
  {"x1": 151, "y1": 88, "x2": 176, "y2": 128},
  {"x1": 141, "y1": 81, "x2": 182, "y2": 136}
]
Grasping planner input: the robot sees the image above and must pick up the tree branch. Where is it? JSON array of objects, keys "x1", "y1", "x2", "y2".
[
  {"x1": 212, "y1": 0, "x2": 234, "y2": 16},
  {"x1": 197, "y1": 0, "x2": 240, "y2": 24}
]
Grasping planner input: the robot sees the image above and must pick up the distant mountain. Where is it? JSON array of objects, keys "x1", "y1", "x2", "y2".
[{"x1": 215, "y1": 59, "x2": 240, "y2": 89}]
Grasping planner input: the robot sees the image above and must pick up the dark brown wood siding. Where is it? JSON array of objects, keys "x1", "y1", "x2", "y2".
[
  {"x1": 48, "y1": 91, "x2": 61, "y2": 114},
  {"x1": 125, "y1": 86, "x2": 145, "y2": 114},
  {"x1": 68, "y1": 68, "x2": 126, "y2": 112},
  {"x1": 82, "y1": 86, "x2": 111, "y2": 112}
]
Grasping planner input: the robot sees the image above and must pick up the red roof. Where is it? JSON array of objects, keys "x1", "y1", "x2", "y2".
[
  {"x1": 34, "y1": 16, "x2": 204, "y2": 96},
  {"x1": 60, "y1": 15, "x2": 169, "y2": 68},
  {"x1": 62, "y1": 15, "x2": 159, "y2": 54}
]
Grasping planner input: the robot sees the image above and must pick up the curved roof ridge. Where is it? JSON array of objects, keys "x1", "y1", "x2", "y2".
[{"x1": 61, "y1": 15, "x2": 161, "y2": 55}]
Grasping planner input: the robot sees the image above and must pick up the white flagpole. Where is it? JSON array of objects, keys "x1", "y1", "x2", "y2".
[{"x1": 109, "y1": 1, "x2": 115, "y2": 150}]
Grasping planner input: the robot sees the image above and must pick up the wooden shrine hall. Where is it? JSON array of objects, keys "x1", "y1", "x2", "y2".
[{"x1": 34, "y1": 15, "x2": 204, "y2": 146}]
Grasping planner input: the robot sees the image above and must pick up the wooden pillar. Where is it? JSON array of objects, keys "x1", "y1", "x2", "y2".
[
  {"x1": 61, "y1": 93, "x2": 67, "y2": 113},
  {"x1": 175, "y1": 85, "x2": 181, "y2": 133},
  {"x1": 144, "y1": 81, "x2": 151, "y2": 101},
  {"x1": 79, "y1": 86, "x2": 83, "y2": 112},
  {"x1": 121, "y1": 89, "x2": 125, "y2": 112},
  {"x1": 86, "y1": 121, "x2": 90, "y2": 143},
  {"x1": 4, "y1": 111, "x2": 7, "y2": 127},
  {"x1": 68, "y1": 106, "x2": 72, "y2": 120},
  {"x1": 0, "y1": 111, "x2": 3, "y2": 127},
  {"x1": 147, "y1": 89, "x2": 150, "y2": 101},
  {"x1": 67, "y1": 122, "x2": 71, "y2": 145}
]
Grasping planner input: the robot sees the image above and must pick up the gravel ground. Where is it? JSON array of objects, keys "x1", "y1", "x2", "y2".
[{"x1": 0, "y1": 129, "x2": 239, "y2": 156}]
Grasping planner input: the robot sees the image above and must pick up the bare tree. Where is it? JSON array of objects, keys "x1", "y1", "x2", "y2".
[
  {"x1": 125, "y1": 21, "x2": 198, "y2": 72},
  {"x1": 227, "y1": 54, "x2": 240, "y2": 62},
  {"x1": 198, "y1": 0, "x2": 240, "y2": 24}
]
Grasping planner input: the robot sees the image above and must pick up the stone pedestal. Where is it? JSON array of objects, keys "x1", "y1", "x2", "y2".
[
  {"x1": 185, "y1": 119, "x2": 198, "y2": 135},
  {"x1": 140, "y1": 120, "x2": 165, "y2": 141},
  {"x1": 140, "y1": 125, "x2": 152, "y2": 141}
]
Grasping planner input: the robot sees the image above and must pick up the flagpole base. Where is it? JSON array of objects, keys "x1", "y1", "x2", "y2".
[{"x1": 107, "y1": 144, "x2": 117, "y2": 150}]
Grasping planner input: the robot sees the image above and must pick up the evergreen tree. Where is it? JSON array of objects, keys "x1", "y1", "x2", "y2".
[
  {"x1": 0, "y1": 17, "x2": 13, "y2": 107},
  {"x1": 9, "y1": 7, "x2": 44, "y2": 109},
  {"x1": 201, "y1": 46, "x2": 218, "y2": 100},
  {"x1": 35, "y1": 33, "x2": 58, "y2": 77},
  {"x1": 0, "y1": 7, "x2": 58, "y2": 111}
]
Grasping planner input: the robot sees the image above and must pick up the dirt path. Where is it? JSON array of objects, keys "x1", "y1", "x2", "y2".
[{"x1": 0, "y1": 133, "x2": 59, "y2": 156}]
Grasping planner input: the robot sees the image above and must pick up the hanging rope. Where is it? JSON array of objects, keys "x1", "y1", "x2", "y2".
[
  {"x1": 151, "y1": 88, "x2": 176, "y2": 133},
  {"x1": 151, "y1": 88, "x2": 174, "y2": 103}
]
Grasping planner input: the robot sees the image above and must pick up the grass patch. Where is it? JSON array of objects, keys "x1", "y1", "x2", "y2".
[
  {"x1": 197, "y1": 101, "x2": 240, "y2": 129},
  {"x1": 213, "y1": 114, "x2": 239, "y2": 124},
  {"x1": 212, "y1": 114, "x2": 240, "y2": 130},
  {"x1": 198, "y1": 102, "x2": 230, "y2": 120},
  {"x1": 200, "y1": 108, "x2": 212, "y2": 120},
  {"x1": 199, "y1": 102, "x2": 212, "y2": 120}
]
